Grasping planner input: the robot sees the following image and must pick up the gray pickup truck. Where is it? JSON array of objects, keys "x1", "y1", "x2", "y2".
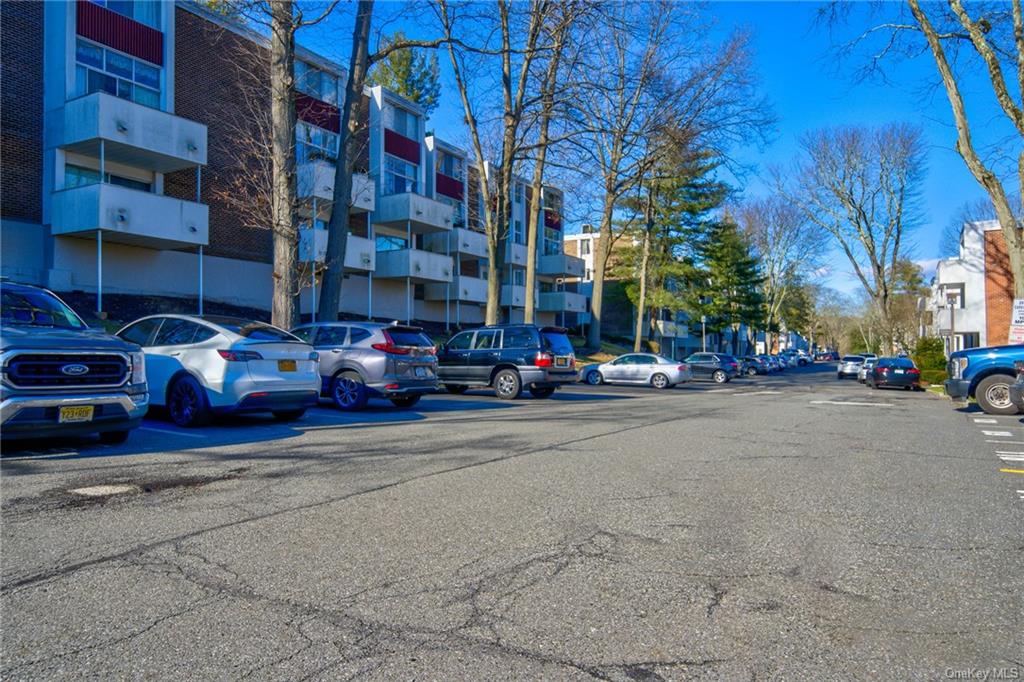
[{"x1": 1, "y1": 281, "x2": 149, "y2": 444}]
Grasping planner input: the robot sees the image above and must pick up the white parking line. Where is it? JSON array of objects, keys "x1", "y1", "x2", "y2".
[
  {"x1": 1018, "y1": 490, "x2": 1024, "y2": 500},
  {"x1": 138, "y1": 426, "x2": 207, "y2": 439},
  {"x1": 743, "y1": 390, "x2": 783, "y2": 396},
  {"x1": 997, "y1": 454, "x2": 1024, "y2": 462},
  {"x1": 986, "y1": 440, "x2": 1024, "y2": 445},
  {"x1": 809, "y1": 400, "x2": 894, "y2": 407},
  {"x1": 973, "y1": 418, "x2": 998, "y2": 424},
  {"x1": 982, "y1": 430, "x2": 1014, "y2": 437}
]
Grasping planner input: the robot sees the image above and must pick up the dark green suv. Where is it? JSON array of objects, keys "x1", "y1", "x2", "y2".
[{"x1": 437, "y1": 325, "x2": 577, "y2": 399}]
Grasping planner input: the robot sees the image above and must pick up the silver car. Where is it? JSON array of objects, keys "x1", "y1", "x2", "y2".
[
  {"x1": 837, "y1": 355, "x2": 865, "y2": 380},
  {"x1": 291, "y1": 322, "x2": 438, "y2": 410},
  {"x1": 117, "y1": 315, "x2": 320, "y2": 426},
  {"x1": 858, "y1": 357, "x2": 877, "y2": 383},
  {"x1": 584, "y1": 353, "x2": 692, "y2": 389}
]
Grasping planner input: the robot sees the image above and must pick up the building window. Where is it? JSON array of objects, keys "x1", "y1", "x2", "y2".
[
  {"x1": 437, "y1": 152, "x2": 463, "y2": 180},
  {"x1": 89, "y1": 0, "x2": 161, "y2": 29},
  {"x1": 384, "y1": 154, "x2": 418, "y2": 195},
  {"x1": 74, "y1": 38, "x2": 161, "y2": 108},
  {"x1": 296, "y1": 121, "x2": 339, "y2": 164},
  {"x1": 512, "y1": 220, "x2": 525, "y2": 245},
  {"x1": 385, "y1": 104, "x2": 418, "y2": 139},
  {"x1": 507, "y1": 268, "x2": 525, "y2": 286},
  {"x1": 580, "y1": 239, "x2": 591, "y2": 255},
  {"x1": 295, "y1": 60, "x2": 339, "y2": 105},
  {"x1": 65, "y1": 164, "x2": 152, "y2": 192},
  {"x1": 515, "y1": 183, "x2": 524, "y2": 204},
  {"x1": 376, "y1": 235, "x2": 408, "y2": 252},
  {"x1": 438, "y1": 195, "x2": 465, "y2": 228},
  {"x1": 543, "y1": 227, "x2": 561, "y2": 256}
]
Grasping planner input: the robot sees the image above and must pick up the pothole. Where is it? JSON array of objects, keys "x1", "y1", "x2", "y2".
[{"x1": 68, "y1": 484, "x2": 140, "y2": 497}]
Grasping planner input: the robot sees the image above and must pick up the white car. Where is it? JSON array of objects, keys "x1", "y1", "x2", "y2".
[
  {"x1": 117, "y1": 315, "x2": 320, "y2": 426},
  {"x1": 584, "y1": 353, "x2": 692, "y2": 389}
]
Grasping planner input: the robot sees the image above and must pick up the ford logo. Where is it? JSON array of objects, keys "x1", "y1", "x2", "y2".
[{"x1": 61, "y1": 364, "x2": 90, "y2": 376}]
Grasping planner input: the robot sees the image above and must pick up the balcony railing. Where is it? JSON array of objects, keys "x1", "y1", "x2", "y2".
[
  {"x1": 51, "y1": 183, "x2": 207, "y2": 248},
  {"x1": 538, "y1": 291, "x2": 587, "y2": 313},
  {"x1": 505, "y1": 242, "x2": 527, "y2": 267},
  {"x1": 423, "y1": 227, "x2": 488, "y2": 258},
  {"x1": 55, "y1": 92, "x2": 206, "y2": 173},
  {"x1": 374, "y1": 192, "x2": 454, "y2": 233},
  {"x1": 538, "y1": 254, "x2": 585, "y2": 278},
  {"x1": 500, "y1": 284, "x2": 526, "y2": 307},
  {"x1": 374, "y1": 249, "x2": 453, "y2": 282},
  {"x1": 424, "y1": 275, "x2": 488, "y2": 303},
  {"x1": 296, "y1": 161, "x2": 374, "y2": 213},
  {"x1": 298, "y1": 229, "x2": 374, "y2": 271}
]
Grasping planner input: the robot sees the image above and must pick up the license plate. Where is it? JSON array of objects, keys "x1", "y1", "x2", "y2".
[
  {"x1": 415, "y1": 366, "x2": 430, "y2": 378},
  {"x1": 555, "y1": 357, "x2": 569, "y2": 368},
  {"x1": 278, "y1": 360, "x2": 297, "y2": 372},
  {"x1": 59, "y1": 405, "x2": 94, "y2": 423},
  {"x1": 894, "y1": 369, "x2": 904, "y2": 374}
]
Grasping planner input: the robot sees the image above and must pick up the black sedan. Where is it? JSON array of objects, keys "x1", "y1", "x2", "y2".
[{"x1": 866, "y1": 357, "x2": 922, "y2": 390}]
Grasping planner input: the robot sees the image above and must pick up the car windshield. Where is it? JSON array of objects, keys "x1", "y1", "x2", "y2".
[
  {"x1": 0, "y1": 286, "x2": 87, "y2": 330},
  {"x1": 843, "y1": 356, "x2": 864, "y2": 362},
  {"x1": 202, "y1": 316, "x2": 298, "y2": 341},
  {"x1": 541, "y1": 330, "x2": 574, "y2": 355},
  {"x1": 386, "y1": 327, "x2": 434, "y2": 347}
]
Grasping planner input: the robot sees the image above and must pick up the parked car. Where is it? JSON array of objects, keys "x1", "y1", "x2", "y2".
[
  {"x1": 683, "y1": 352, "x2": 740, "y2": 383},
  {"x1": 764, "y1": 355, "x2": 785, "y2": 371},
  {"x1": 1009, "y1": 361, "x2": 1024, "y2": 413},
  {"x1": 782, "y1": 350, "x2": 811, "y2": 366},
  {"x1": 857, "y1": 357, "x2": 877, "y2": 383},
  {"x1": 866, "y1": 357, "x2": 922, "y2": 390},
  {"x1": 1, "y1": 281, "x2": 148, "y2": 444},
  {"x1": 117, "y1": 315, "x2": 319, "y2": 426},
  {"x1": 437, "y1": 325, "x2": 577, "y2": 399},
  {"x1": 291, "y1": 321, "x2": 437, "y2": 411},
  {"x1": 584, "y1": 353, "x2": 692, "y2": 388},
  {"x1": 837, "y1": 355, "x2": 865, "y2": 380},
  {"x1": 739, "y1": 356, "x2": 768, "y2": 376},
  {"x1": 945, "y1": 344, "x2": 1024, "y2": 415},
  {"x1": 815, "y1": 350, "x2": 839, "y2": 362}
]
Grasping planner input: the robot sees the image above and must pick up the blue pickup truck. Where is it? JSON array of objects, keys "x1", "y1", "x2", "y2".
[{"x1": 945, "y1": 344, "x2": 1024, "y2": 415}]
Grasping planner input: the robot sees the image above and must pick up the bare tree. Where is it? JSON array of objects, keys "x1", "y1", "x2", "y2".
[{"x1": 782, "y1": 124, "x2": 926, "y2": 353}]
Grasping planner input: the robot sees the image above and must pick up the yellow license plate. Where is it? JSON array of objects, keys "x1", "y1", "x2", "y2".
[
  {"x1": 278, "y1": 360, "x2": 297, "y2": 372},
  {"x1": 59, "y1": 405, "x2": 94, "y2": 423}
]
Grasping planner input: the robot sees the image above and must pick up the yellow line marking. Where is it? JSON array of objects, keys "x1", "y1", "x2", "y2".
[{"x1": 999, "y1": 468, "x2": 1024, "y2": 475}]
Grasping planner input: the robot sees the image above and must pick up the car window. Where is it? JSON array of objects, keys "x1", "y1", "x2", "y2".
[
  {"x1": 349, "y1": 328, "x2": 372, "y2": 345},
  {"x1": 291, "y1": 326, "x2": 315, "y2": 343},
  {"x1": 192, "y1": 324, "x2": 218, "y2": 344},
  {"x1": 447, "y1": 331, "x2": 474, "y2": 351},
  {"x1": 635, "y1": 355, "x2": 656, "y2": 365},
  {"x1": 316, "y1": 326, "x2": 349, "y2": 347},
  {"x1": 153, "y1": 318, "x2": 202, "y2": 346},
  {"x1": 386, "y1": 328, "x2": 434, "y2": 347},
  {"x1": 202, "y1": 316, "x2": 297, "y2": 341},
  {"x1": 541, "y1": 331, "x2": 574, "y2": 355},
  {"x1": 842, "y1": 355, "x2": 864, "y2": 362},
  {"x1": 473, "y1": 330, "x2": 499, "y2": 349},
  {"x1": 118, "y1": 318, "x2": 162, "y2": 347},
  {"x1": 613, "y1": 355, "x2": 636, "y2": 365},
  {"x1": 503, "y1": 327, "x2": 536, "y2": 349},
  {"x1": 1, "y1": 286, "x2": 87, "y2": 330}
]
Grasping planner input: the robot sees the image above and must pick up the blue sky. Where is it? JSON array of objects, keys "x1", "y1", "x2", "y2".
[{"x1": 302, "y1": 1, "x2": 1008, "y2": 296}]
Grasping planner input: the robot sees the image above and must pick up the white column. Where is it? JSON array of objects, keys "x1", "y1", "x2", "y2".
[
  {"x1": 96, "y1": 229, "x2": 103, "y2": 312},
  {"x1": 198, "y1": 245, "x2": 204, "y2": 315}
]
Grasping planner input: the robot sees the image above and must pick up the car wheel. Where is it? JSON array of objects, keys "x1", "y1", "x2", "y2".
[
  {"x1": 529, "y1": 386, "x2": 556, "y2": 398},
  {"x1": 837, "y1": 374, "x2": 843, "y2": 380},
  {"x1": 493, "y1": 369, "x2": 522, "y2": 400},
  {"x1": 273, "y1": 409, "x2": 306, "y2": 421},
  {"x1": 585, "y1": 370, "x2": 603, "y2": 385},
  {"x1": 746, "y1": 367, "x2": 757, "y2": 377},
  {"x1": 168, "y1": 375, "x2": 211, "y2": 427},
  {"x1": 98, "y1": 429, "x2": 131, "y2": 445},
  {"x1": 445, "y1": 384, "x2": 469, "y2": 395},
  {"x1": 390, "y1": 395, "x2": 421, "y2": 408},
  {"x1": 976, "y1": 374, "x2": 1018, "y2": 415},
  {"x1": 332, "y1": 371, "x2": 368, "y2": 411},
  {"x1": 712, "y1": 370, "x2": 728, "y2": 384},
  {"x1": 651, "y1": 373, "x2": 671, "y2": 389}
]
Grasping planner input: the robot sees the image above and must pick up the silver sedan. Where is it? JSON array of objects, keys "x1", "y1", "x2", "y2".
[{"x1": 584, "y1": 353, "x2": 693, "y2": 389}]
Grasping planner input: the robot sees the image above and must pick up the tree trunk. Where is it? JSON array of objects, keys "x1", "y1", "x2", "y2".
[
  {"x1": 318, "y1": 0, "x2": 373, "y2": 322},
  {"x1": 270, "y1": 0, "x2": 299, "y2": 329},
  {"x1": 486, "y1": 234, "x2": 501, "y2": 324},
  {"x1": 586, "y1": 194, "x2": 616, "y2": 349},
  {"x1": 633, "y1": 227, "x2": 650, "y2": 352}
]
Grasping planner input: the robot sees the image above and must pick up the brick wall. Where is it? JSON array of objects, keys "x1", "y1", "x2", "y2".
[
  {"x1": 984, "y1": 229, "x2": 1014, "y2": 346},
  {"x1": 1, "y1": 1, "x2": 43, "y2": 223}
]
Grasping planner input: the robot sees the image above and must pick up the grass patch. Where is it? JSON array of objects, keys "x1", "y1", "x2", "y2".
[{"x1": 571, "y1": 338, "x2": 631, "y2": 366}]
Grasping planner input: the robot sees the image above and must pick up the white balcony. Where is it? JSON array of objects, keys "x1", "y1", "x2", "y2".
[
  {"x1": 501, "y1": 284, "x2": 526, "y2": 308},
  {"x1": 539, "y1": 253, "x2": 585, "y2": 278},
  {"x1": 424, "y1": 275, "x2": 488, "y2": 303},
  {"x1": 375, "y1": 249, "x2": 453, "y2": 282},
  {"x1": 298, "y1": 229, "x2": 375, "y2": 271},
  {"x1": 505, "y1": 242, "x2": 527, "y2": 267},
  {"x1": 374, "y1": 193, "x2": 453, "y2": 234},
  {"x1": 538, "y1": 291, "x2": 587, "y2": 313},
  {"x1": 933, "y1": 306, "x2": 984, "y2": 336},
  {"x1": 297, "y1": 161, "x2": 374, "y2": 213},
  {"x1": 424, "y1": 227, "x2": 488, "y2": 258},
  {"x1": 51, "y1": 183, "x2": 207, "y2": 248},
  {"x1": 54, "y1": 92, "x2": 206, "y2": 173}
]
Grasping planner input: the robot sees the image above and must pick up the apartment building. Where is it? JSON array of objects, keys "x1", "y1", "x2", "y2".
[
  {"x1": 921, "y1": 219, "x2": 1014, "y2": 353},
  {"x1": 0, "y1": 0, "x2": 584, "y2": 330}
]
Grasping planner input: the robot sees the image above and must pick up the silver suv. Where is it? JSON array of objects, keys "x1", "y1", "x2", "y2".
[{"x1": 291, "y1": 322, "x2": 438, "y2": 411}]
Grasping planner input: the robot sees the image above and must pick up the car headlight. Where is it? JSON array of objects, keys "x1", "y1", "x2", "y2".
[
  {"x1": 130, "y1": 351, "x2": 146, "y2": 385},
  {"x1": 953, "y1": 357, "x2": 968, "y2": 379}
]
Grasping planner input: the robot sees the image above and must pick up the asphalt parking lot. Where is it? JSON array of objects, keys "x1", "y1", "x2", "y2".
[{"x1": 2, "y1": 364, "x2": 1022, "y2": 679}]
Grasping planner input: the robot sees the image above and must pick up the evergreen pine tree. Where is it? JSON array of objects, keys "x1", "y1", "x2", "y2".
[{"x1": 368, "y1": 31, "x2": 441, "y2": 116}]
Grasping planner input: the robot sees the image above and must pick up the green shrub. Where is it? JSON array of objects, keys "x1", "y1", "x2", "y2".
[
  {"x1": 919, "y1": 369, "x2": 948, "y2": 385},
  {"x1": 913, "y1": 336, "x2": 947, "y2": 372}
]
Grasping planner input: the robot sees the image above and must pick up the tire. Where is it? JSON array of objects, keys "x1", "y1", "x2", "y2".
[
  {"x1": 445, "y1": 384, "x2": 469, "y2": 395},
  {"x1": 272, "y1": 409, "x2": 306, "y2": 421},
  {"x1": 712, "y1": 370, "x2": 728, "y2": 384},
  {"x1": 493, "y1": 369, "x2": 522, "y2": 400},
  {"x1": 98, "y1": 429, "x2": 131, "y2": 445},
  {"x1": 837, "y1": 374, "x2": 843, "y2": 381},
  {"x1": 746, "y1": 366, "x2": 757, "y2": 377},
  {"x1": 585, "y1": 370, "x2": 603, "y2": 385},
  {"x1": 168, "y1": 375, "x2": 211, "y2": 427},
  {"x1": 650, "y1": 373, "x2": 671, "y2": 389},
  {"x1": 529, "y1": 386, "x2": 556, "y2": 398},
  {"x1": 390, "y1": 394, "x2": 421, "y2": 409},
  {"x1": 976, "y1": 374, "x2": 1018, "y2": 415},
  {"x1": 331, "y1": 371, "x2": 368, "y2": 411}
]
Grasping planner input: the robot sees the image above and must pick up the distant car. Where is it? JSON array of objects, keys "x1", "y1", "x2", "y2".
[
  {"x1": 837, "y1": 355, "x2": 865, "y2": 380},
  {"x1": 739, "y1": 356, "x2": 768, "y2": 376},
  {"x1": 782, "y1": 350, "x2": 811, "y2": 366},
  {"x1": 117, "y1": 315, "x2": 319, "y2": 426},
  {"x1": 437, "y1": 325, "x2": 577, "y2": 399},
  {"x1": 684, "y1": 352, "x2": 739, "y2": 383},
  {"x1": 866, "y1": 357, "x2": 922, "y2": 390},
  {"x1": 816, "y1": 351, "x2": 839, "y2": 362},
  {"x1": 291, "y1": 321, "x2": 438, "y2": 411},
  {"x1": 857, "y1": 357, "x2": 877, "y2": 383},
  {"x1": 946, "y1": 344, "x2": 1024, "y2": 415},
  {"x1": 585, "y1": 353, "x2": 691, "y2": 388}
]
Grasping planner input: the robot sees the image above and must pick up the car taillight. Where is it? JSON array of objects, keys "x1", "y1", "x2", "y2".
[
  {"x1": 535, "y1": 352, "x2": 553, "y2": 367},
  {"x1": 372, "y1": 330, "x2": 412, "y2": 355},
  {"x1": 677, "y1": 364, "x2": 689, "y2": 371},
  {"x1": 907, "y1": 368, "x2": 920, "y2": 375},
  {"x1": 218, "y1": 349, "x2": 262, "y2": 361}
]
